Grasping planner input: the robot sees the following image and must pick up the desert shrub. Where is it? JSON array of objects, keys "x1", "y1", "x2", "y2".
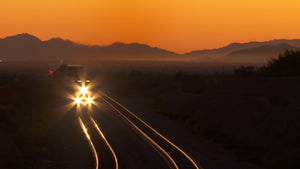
[
  {"x1": 234, "y1": 66, "x2": 255, "y2": 77},
  {"x1": 266, "y1": 50, "x2": 300, "y2": 76},
  {"x1": 235, "y1": 50, "x2": 300, "y2": 77}
]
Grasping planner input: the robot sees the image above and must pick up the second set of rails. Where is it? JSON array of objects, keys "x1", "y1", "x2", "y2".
[{"x1": 77, "y1": 90, "x2": 203, "y2": 169}]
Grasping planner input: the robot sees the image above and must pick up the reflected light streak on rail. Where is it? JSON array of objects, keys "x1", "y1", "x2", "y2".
[
  {"x1": 98, "y1": 90, "x2": 203, "y2": 169},
  {"x1": 99, "y1": 96, "x2": 179, "y2": 169},
  {"x1": 78, "y1": 117, "x2": 99, "y2": 169},
  {"x1": 90, "y1": 117, "x2": 119, "y2": 169}
]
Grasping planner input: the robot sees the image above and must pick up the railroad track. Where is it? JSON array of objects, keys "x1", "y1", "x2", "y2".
[
  {"x1": 98, "y1": 90, "x2": 204, "y2": 169},
  {"x1": 78, "y1": 115, "x2": 119, "y2": 169}
]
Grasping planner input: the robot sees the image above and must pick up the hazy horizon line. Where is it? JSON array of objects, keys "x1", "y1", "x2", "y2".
[{"x1": 1, "y1": 32, "x2": 300, "y2": 55}]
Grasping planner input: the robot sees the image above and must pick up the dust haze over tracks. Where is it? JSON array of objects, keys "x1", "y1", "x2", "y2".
[
  {"x1": 98, "y1": 90, "x2": 204, "y2": 169},
  {"x1": 78, "y1": 115, "x2": 119, "y2": 169}
]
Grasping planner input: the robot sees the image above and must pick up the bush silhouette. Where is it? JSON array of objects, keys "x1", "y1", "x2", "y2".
[
  {"x1": 234, "y1": 66, "x2": 255, "y2": 77},
  {"x1": 266, "y1": 50, "x2": 300, "y2": 76}
]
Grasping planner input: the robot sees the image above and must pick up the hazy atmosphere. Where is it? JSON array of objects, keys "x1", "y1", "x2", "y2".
[
  {"x1": 1, "y1": 1, "x2": 300, "y2": 169},
  {"x1": 1, "y1": 0, "x2": 300, "y2": 53}
]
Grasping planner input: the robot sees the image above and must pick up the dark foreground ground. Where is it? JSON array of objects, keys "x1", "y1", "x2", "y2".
[
  {"x1": 100, "y1": 72, "x2": 300, "y2": 169},
  {"x1": 0, "y1": 72, "x2": 299, "y2": 169}
]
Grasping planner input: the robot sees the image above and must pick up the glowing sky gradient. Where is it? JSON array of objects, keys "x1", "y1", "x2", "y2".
[{"x1": 0, "y1": 0, "x2": 300, "y2": 53}]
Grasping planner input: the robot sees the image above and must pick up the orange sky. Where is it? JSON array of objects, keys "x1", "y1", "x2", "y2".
[{"x1": 0, "y1": 0, "x2": 300, "y2": 53}]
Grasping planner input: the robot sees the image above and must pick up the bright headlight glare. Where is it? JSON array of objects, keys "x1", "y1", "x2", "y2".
[
  {"x1": 80, "y1": 86, "x2": 88, "y2": 94},
  {"x1": 74, "y1": 97, "x2": 82, "y2": 104},
  {"x1": 86, "y1": 97, "x2": 93, "y2": 104}
]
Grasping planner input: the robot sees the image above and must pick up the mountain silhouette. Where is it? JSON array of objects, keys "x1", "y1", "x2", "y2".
[
  {"x1": 99, "y1": 42, "x2": 175, "y2": 57},
  {"x1": 1, "y1": 33, "x2": 300, "y2": 64},
  {"x1": 225, "y1": 43, "x2": 299, "y2": 63},
  {"x1": 186, "y1": 39, "x2": 300, "y2": 56},
  {"x1": 0, "y1": 33, "x2": 43, "y2": 60},
  {"x1": 0, "y1": 33, "x2": 176, "y2": 61},
  {"x1": 185, "y1": 39, "x2": 300, "y2": 63}
]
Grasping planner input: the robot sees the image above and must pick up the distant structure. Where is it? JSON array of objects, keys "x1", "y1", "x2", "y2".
[{"x1": 52, "y1": 64, "x2": 84, "y2": 80}]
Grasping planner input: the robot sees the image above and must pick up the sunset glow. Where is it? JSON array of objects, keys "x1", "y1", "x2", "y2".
[{"x1": 1, "y1": 0, "x2": 300, "y2": 53}]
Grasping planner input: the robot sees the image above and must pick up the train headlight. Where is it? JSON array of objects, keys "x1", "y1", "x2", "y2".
[
  {"x1": 80, "y1": 86, "x2": 88, "y2": 94},
  {"x1": 86, "y1": 97, "x2": 94, "y2": 104},
  {"x1": 74, "y1": 97, "x2": 82, "y2": 104}
]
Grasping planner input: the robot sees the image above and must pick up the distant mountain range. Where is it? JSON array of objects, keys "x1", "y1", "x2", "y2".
[
  {"x1": 1, "y1": 33, "x2": 300, "y2": 63},
  {"x1": 0, "y1": 33, "x2": 176, "y2": 61},
  {"x1": 186, "y1": 39, "x2": 300, "y2": 63}
]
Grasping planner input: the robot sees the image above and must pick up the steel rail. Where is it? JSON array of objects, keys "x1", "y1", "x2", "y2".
[
  {"x1": 90, "y1": 117, "x2": 119, "y2": 169},
  {"x1": 78, "y1": 116, "x2": 99, "y2": 169},
  {"x1": 98, "y1": 90, "x2": 203, "y2": 169},
  {"x1": 100, "y1": 95, "x2": 179, "y2": 169}
]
